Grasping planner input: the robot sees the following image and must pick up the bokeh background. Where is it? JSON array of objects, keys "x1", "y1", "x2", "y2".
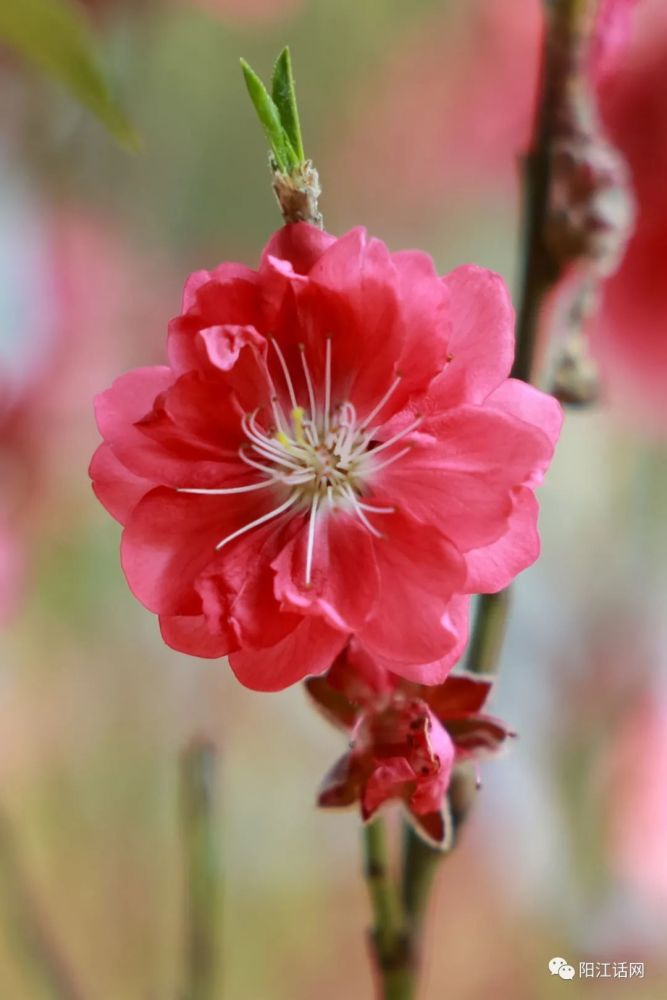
[{"x1": 1, "y1": 0, "x2": 667, "y2": 997}]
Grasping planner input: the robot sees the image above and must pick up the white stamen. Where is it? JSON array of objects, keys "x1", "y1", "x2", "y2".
[
  {"x1": 357, "y1": 499, "x2": 395, "y2": 514},
  {"x1": 250, "y1": 444, "x2": 304, "y2": 472},
  {"x1": 323, "y1": 337, "x2": 332, "y2": 436},
  {"x1": 303, "y1": 420, "x2": 318, "y2": 447},
  {"x1": 270, "y1": 394, "x2": 288, "y2": 432},
  {"x1": 282, "y1": 466, "x2": 318, "y2": 482},
  {"x1": 342, "y1": 486, "x2": 384, "y2": 538},
  {"x1": 238, "y1": 449, "x2": 312, "y2": 484},
  {"x1": 178, "y1": 480, "x2": 275, "y2": 495},
  {"x1": 299, "y1": 344, "x2": 318, "y2": 427},
  {"x1": 238, "y1": 447, "x2": 280, "y2": 477},
  {"x1": 335, "y1": 417, "x2": 361, "y2": 467},
  {"x1": 361, "y1": 376, "x2": 402, "y2": 430},
  {"x1": 215, "y1": 493, "x2": 299, "y2": 551},
  {"x1": 270, "y1": 337, "x2": 299, "y2": 411},
  {"x1": 340, "y1": 401, "x2": 357, "y2": 426},
  {"x1": 207, "y1": 337, "x2": 415, "y2": 580},
  {"x1": 305, "y1": 492, "x2": 320, "y2": 585},
  {"x1": 365, "y1": 417, "x2": 423, "y2": 458},
  {"x1": 243, "y1": 413, "x2": 286, "y2": 458},
  {"x1": 366, "y1": 446, "x2": 412, "y2": 474}
]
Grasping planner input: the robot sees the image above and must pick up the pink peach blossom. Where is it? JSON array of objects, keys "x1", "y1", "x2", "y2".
[
  {"x1": 306, "y1": 642, "x2": 512, "y2": 845},
  {"x1": 91, "y1": 223, "x2": 561, "y2": 691}
]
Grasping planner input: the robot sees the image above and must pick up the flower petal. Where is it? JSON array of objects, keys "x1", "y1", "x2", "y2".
[
  {"x1": 318, "y1": 752, "x2": 366, "y2": 808},
  {"x1": 121, "y1": 486, "x2": 278, "y2": 615},
  {"x1": 379, "y1": 594, "x2": 471, "y2": 685},
  {"x1": 200, "y1": 519, "x2": 301, "y2": 650},
  {"x1": 407, "y1": 806, "x2": 450, "y2": 848},
  {"x1": 464, "y1": 486, "x2": 540, "y2": 594},
  {"x1": 362, "y1": 757, "x2": 415, "y2": 819},
  {"x1": 262, "y1": 222, "x2": 336, "y2": 275},
  {"x1": 424, "y1": 672, "x2": 495, "y2": 718},
  {"x1": 89, "y1": 443, "x2": 154, "y2": 525},
  {"x1": 373, "y1": 404, "x2": 551, "y2": 551},
  {"x1": 272, "y1": 509, "x2": 379, "y2": 631},
  {"x1": 94, "y1": 367, "x2": 174, "y2": 483},
  {"x1": 169, "y1": 268, "x2": 260, "y2": 374},
  {"x1": 428, "y1": 265, "x2": 514, "y2": 407},
  {"x1": 228, "y1": 616, "x2": 348, "y2": 692},
  {"x1": 485, "y1": 379, "x2": 563, "y2": 485},
  {"x1": 358, "y1": 511, "x2": 467, "y2": 665},
  {"x1": 159, "y1": 613, "x2": 235, "y2": 658}
]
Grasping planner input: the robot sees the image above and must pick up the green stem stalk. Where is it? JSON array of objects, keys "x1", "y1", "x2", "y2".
[
  {"x1": 181, "y1": 739, "x2": 223, "y2": 1000},
  {"x1": 362, "y1": 819, "x2": 415, "y2": 1000}
]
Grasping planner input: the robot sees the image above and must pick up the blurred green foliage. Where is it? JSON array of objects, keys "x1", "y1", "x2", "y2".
[{"x1": 0, "y1": 0, "x2": 138, "y2": 149}]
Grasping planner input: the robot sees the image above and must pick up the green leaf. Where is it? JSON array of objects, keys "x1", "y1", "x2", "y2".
[
  {"x1": 240, "y1": 56, "x2": 298, "y2": 173},
  {"x1": 0, "y1": 0, "x2": 139, "y2": 151},
  {"x1": 271, "y1": 47, "x2": 304, "y2": 164}
]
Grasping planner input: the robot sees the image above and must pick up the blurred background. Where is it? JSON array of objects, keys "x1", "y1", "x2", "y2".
[{"x1": 1, "y1": 0, "x2": 667, "y2": 996}]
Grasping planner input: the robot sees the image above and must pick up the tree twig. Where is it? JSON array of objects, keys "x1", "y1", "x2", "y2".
[{"x1": 180, "y1": 739, "x2": 223, "y2": 1000}]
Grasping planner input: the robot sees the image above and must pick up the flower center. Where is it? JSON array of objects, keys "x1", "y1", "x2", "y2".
[{"x1": 179, "y1": 337, "x2": 422, "y2": 584}]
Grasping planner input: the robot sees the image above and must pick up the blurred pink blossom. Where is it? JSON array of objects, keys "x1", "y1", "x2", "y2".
[
  {"x1": 338, "y1": 0, "x2": 667, "y2": 423},
  {"x1": 607, "y1": 693, "x2": 667, "y2": 904},
  {"x1": 0, "y1": 194, "x2": 173, "y2": 624},
  {"x1": 591, "y1": 1, "x2": 667, "y2": 421}
]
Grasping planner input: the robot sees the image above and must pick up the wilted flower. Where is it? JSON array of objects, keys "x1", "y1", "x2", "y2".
[
  {"x1": 306, "y1": 642, "x2": 512, "y2": 845},
  {"x1": 91, "y1": 223, "x2": 560, "y2": 691}
]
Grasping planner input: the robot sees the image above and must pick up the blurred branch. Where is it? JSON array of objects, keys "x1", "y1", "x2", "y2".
[
  {"x1": 0, "y1": 0, "x2": 139, "y2": 150},
  {"x1": 0, "y1": 808, "x2": 86, "y2": 1000},
  {"x1": 181, "y1": 739, "x2": 223, "y2": 1000}
]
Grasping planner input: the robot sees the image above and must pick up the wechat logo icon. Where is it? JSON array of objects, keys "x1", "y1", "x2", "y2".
[{"x1": 549, "y1": 957, "x2": 576, "y2": 980}]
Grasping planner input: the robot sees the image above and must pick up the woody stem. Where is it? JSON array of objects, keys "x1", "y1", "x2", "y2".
[
  {"x1": 389, "y1": 2, "x2": 594, "y2": 997},
  {"x1": 362, "y1": 819, "x2": 416, "y2": 1000},
  {"x1": 181, "y1": 739, "x2": 223, "y2": 1000}
]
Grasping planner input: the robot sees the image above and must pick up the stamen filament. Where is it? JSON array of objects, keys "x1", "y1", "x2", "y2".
[
  {"x1": 270, "y1": 337, "x2": 299, "y2": 411},
  {"x1": 292, "y1": 406, "x2": 306, "y2": 445},
  {"x1": 324, "y1": 337, "x2": 332, "y2": 436},
  {"x1": 305, "y1": 492, "x2": 320, "y2": 585},
  {"x1": 342, "y1": 486, "x2": 384, "y2": 538},
  {"x1": 238, "y1": 447, "x2": 284, "y2": 477},
  {"x1": 299, "y1": 344, "x2": 318, "y2": 427},
  {"x1": 270, "y1": 395, "x2": 288, "y2": 433},
  {"x1": 178, "y1": 480, "x2": 275, "y2": 495},
  {"x1": 215, "y1": 493, "x2": 299, "y2": 551},
  {"x1": 243, "y1": 413, "x2": 288, "y2": 458},
  {"x1": 364, "y1": 417, "x2": 423, "y2": 458},
  {"x1": 357, "y1": 500, "x2": 395, "y2": 514},
  {"x1": 366, "y1": 446, "x2": 412, "y2": 474},
  {"x1": 361, "y1": 376, "x2": 402, "y2": 430},
  {"x1": 249, "y1": 443, "x2": 304, "y2": 472}
]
